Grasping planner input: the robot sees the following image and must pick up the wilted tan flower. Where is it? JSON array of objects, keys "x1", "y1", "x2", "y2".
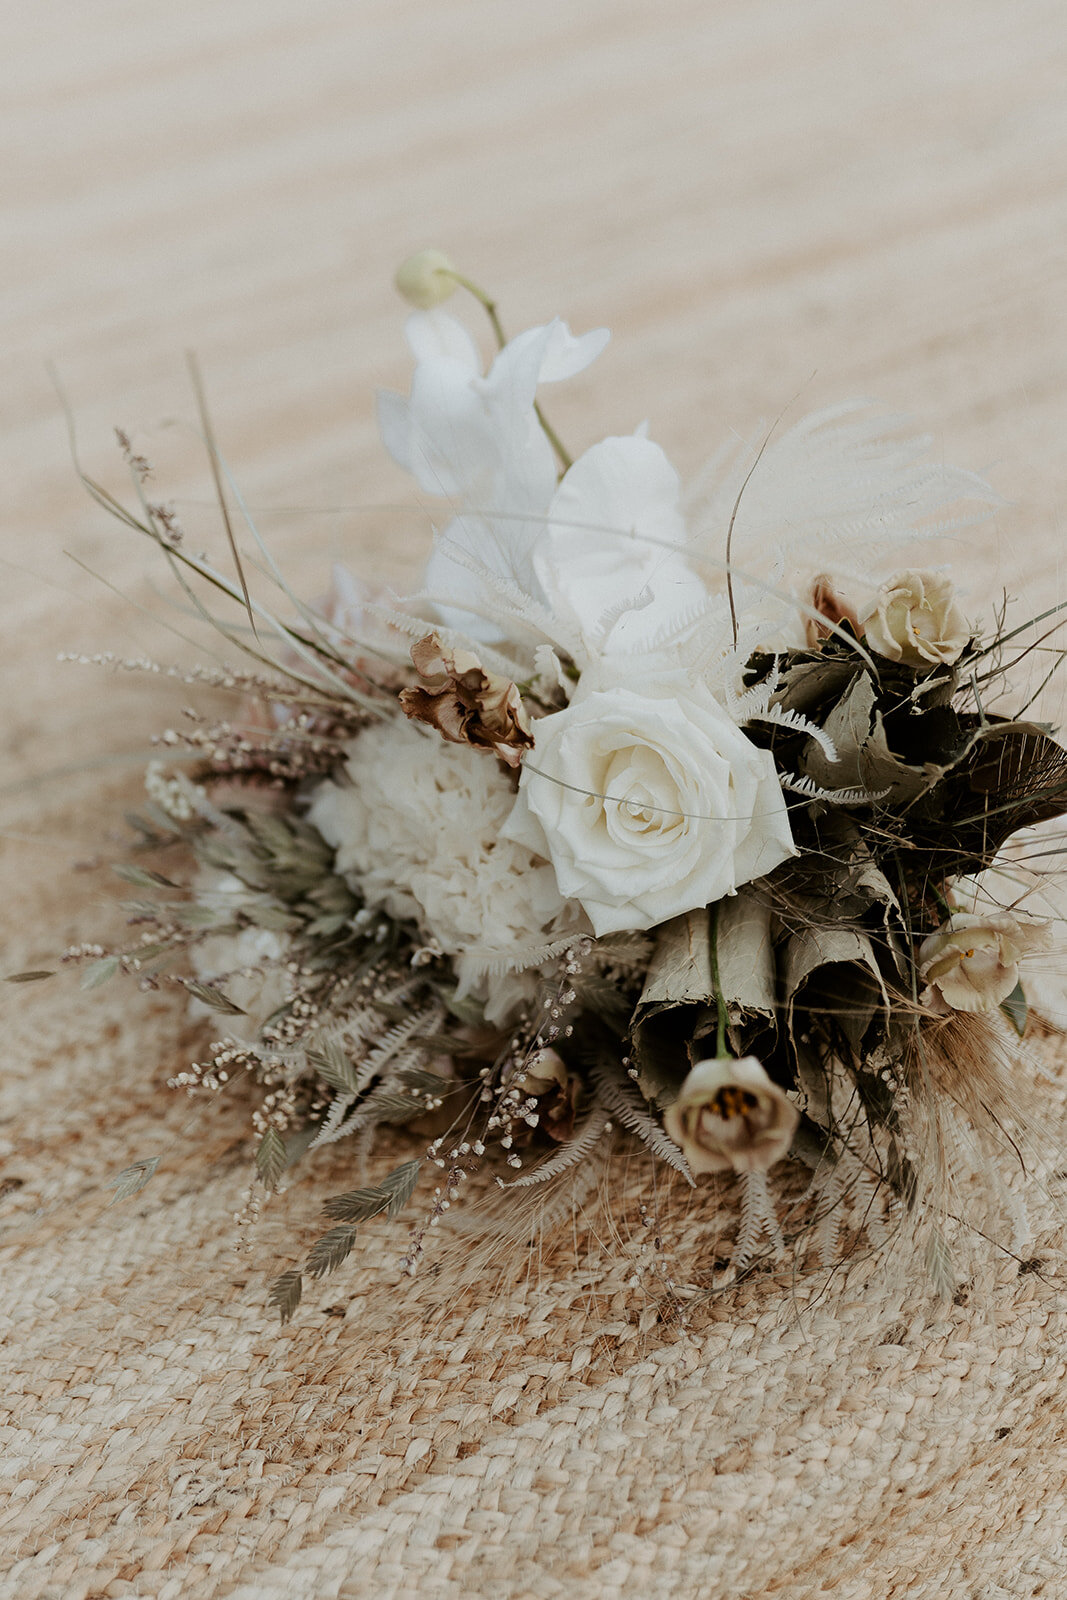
[
  {"x1": 806, "y1": 573, "x2": 860, "y2": 647},
  {"x1": 663, "y1": 1056, "x2": 799, "y2": 1176},
  {"x1": 399, "y1": 632, "x2": 534, "y2": 766},
  {"x1": 520, "y1": 1047, "x2": 580, "y2": 1141},
  {"x1": 918, "y1": 910, "x2": 1051, "y2": 1014},
  {"x1": 860, "y1": 568, "x2": 969, "y2": 667},
  {"x1": 394, "y1": 249, "x2": 458, "y2": 309}
]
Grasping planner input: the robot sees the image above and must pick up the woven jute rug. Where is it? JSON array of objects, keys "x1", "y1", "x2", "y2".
[{"x1": 3, "y1": 774, "x2": 1067, "y2": 1600}]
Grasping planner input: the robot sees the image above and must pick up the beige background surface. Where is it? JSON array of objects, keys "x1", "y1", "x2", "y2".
[{"x1": 4, "y1": 2, "x2": 1067, "y2": 1596}]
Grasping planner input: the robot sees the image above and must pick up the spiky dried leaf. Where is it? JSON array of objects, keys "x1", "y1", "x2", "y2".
[
  {"x1": 81, "y1": 956, "x2": 120, "y2": 991},
  {"x1": 108, "y1": 1155, "x2": 160, "y2": 1202},
  {"x1": 268, "y1": 1269, "x2": 303, "y2": 1325},
  {"x1": 112, "y1": 864, "x2": 181, "y2": 889},
  {"x1": 255, "y1": 1126, "x2": 287, "y2": 1190},
  {"x1": 183, "y1": 980, "x2": 247, "y2": 1016},
  {"x1": 306, "y1": 1225, "x2": 358, "y2": 1279}
]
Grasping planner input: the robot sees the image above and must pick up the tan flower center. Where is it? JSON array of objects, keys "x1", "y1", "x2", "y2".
[{"x1": 709, "y1": 1086, "x2": 760, "y2": 1121}]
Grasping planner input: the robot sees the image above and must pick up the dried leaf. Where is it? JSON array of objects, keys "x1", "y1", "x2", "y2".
[
  {"x1": 112, "y1": 864, "x2": 181, "y2": 889},
  {"x1": 268, "y1": 1269, "x2": 303, "y2": 1325},
  {"x1": 107, "y1": 1155, "x2": 160, "y2": 1202},
  {"x1": 306, "y1": 1224, "x2": 358, "y2": 1279},
  {"x1": 306, "y1": 1038, "x2": 360, "y2": 1095},
  {"x1": 81, "y1": 956, "x2": 120, "y2": 991},
  {"x1": 4, "y1": 969, "x2": 55, "y2": 983},
  {"x1": 184, "y1": 980, "x2": 247, "y2": 1016},
  {"x1": 255, "y1": 1126, "x2": 287, "y2": 1190},
  {"x1": 715, "y1": 890, "x2": 776, "y2": 1026},
  {"x1": 322, "y1": 1160, "x2": 421, "y2": 1223},
  {"x1": 400, "y1": 632, "x2": 534, "y2": 766}
]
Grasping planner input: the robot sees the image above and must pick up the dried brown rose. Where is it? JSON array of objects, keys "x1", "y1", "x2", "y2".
[{"x1": 399, "y1": 632, "x2": 534, "y2": 767}]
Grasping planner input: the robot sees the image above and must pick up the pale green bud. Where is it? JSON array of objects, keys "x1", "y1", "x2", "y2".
[{"x1": 394, "y1": 249, "x2": 458, "y2": 310}]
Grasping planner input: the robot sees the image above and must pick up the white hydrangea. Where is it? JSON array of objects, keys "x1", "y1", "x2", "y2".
[{"x1": 307, "y1": 717, "x2": 581, "y2": 1024}]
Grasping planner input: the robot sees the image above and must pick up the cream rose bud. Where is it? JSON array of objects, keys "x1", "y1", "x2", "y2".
[
  {"x1": 394, "y1": 249, "x2": 458, "y2": 310},
  {"x1": 503, "y1": 681, "x2": 795, "y2": 938},
  {"x1": 860, "y1": 569, "x2": 969, "y2": 667},
  {"x1": 918, "y1": 910, "x2": 1052, "y2": 1014},
  {"x1": 664, "y1": 1057, "x2": 799, "y2": 1176}
]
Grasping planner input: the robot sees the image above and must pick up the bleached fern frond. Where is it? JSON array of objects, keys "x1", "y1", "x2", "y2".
[
  {"x1": 593, "y1": 583, "x2": 653, "y2": 640},
  {"x1": 590, "y1": 1061, "x2": 695, "y2": 1184},
  {"x1": 729, "y1": 659, "x2": 781, "y2": 721},
  {"x1": 811, "y1": 1165, "x2": 845, "y2": 1266},
  {"x1": 361, "y1": 1006, "x2": 440, "y2": 1076},
  {"x1": 458, "y1": 934, "x2": 581, "y2": 978},
  {"x1": 309, "y1": 1005, "x2": 443, "y2": 1150},
  {"x1": 745, "y1": 704, "x2": 839, "y2": 761},
  {"x1": 734, "y1": 1170, "x2": 784, "y2": 1272},
  {"x1": 781, "y1": 772, "x2": 890, "y2": 806},
  {"x1": 309, "y1": 1089, "x2": 357, "y2": 1150},
  {"x1": 429, "y1": 528, "x2": 559, "y2": 639},
  {"x1": 506, "y1": 1106, "x2": 612, "y2": 1189}
]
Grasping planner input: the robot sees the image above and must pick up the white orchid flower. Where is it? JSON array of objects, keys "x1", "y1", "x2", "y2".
[{"x1": 377, "y1": 309, "x2": 609, "y2": 509}]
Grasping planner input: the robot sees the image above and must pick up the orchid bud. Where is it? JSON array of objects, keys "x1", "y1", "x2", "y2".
[{"x1": 394, "y1": 249, "x2": 458, "y2": 310}]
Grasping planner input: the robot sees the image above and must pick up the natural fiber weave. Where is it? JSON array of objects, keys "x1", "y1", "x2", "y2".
[
  {"x1": 7, "y1": 1, "x2": 1067, "y2": 1589},
  {"x1": 3, "y1": 783, "x2": 1067, "y2": 1600}
]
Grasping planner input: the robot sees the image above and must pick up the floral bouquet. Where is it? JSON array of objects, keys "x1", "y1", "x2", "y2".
[{"x1": 29, "y1": 252, "x2": 1067, "y2": 1320}]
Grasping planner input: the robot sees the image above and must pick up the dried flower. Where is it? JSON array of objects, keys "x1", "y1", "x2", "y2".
[
  {"x1": 663, "y1": 1056, "x2": 799, "y2": 1176},
  {"x1": 399, "y1": 632, "x2": 533, "y2": 766},
  {"x1": 394, "y1": 249, "x2": 459, "y2": 310},
  {"x1": 805, "y1": 573, "x2": 860, "y2": 646},
  {"x1": 860, "y1": 568, "x2": 969, "y2": 667},
  {"x1": 918, "y1": 910, "x2": 1051, "y2": 1014}
]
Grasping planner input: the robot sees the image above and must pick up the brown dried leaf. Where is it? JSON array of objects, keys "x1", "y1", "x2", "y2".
[{"x1": 399, "y1": 632, "x2": 534, "y2": 766}]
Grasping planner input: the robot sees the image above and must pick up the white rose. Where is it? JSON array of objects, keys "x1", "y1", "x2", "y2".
[
  {"x1": 918, "y1": 909, "x2": 1051, "y2": 1014},
  {"x1": 860, "y1": 569, "x2": 969, "y2": 667},
  {"x1": 504, "y1": 679, "x2": 795, "y2": 937},
  {"x1": 663, "y1": 1056, "x2": 799, "y2": 1175}
]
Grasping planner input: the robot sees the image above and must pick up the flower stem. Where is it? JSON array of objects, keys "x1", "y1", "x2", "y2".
[
  {"x1": 709, "y1": 903, "x2": 730, "y2": 1059},
  {"x1": 444, "y1": 270, "x2": 574, "y2": 475}
]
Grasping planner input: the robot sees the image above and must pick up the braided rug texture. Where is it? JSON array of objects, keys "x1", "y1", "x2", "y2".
[
  {"x1": 2, "y1": 784, "x2": 1067, "y2": 1600},
  {"x1": 6, "y1": 1, "x2": 1067, "y2": 1591}
]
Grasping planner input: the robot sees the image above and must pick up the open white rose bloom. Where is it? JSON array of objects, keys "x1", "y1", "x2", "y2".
[{"x1": 63, "y1": 267, "x2": 1067, "y2": 1316}]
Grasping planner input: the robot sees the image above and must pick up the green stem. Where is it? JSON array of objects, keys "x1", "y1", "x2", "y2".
[
  {"x1": 444, "y1": 270, "x2": 574, "y2": 475},
  {"x1": 709, "y1": 903, "x2": 730, "y2": 1059}
]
